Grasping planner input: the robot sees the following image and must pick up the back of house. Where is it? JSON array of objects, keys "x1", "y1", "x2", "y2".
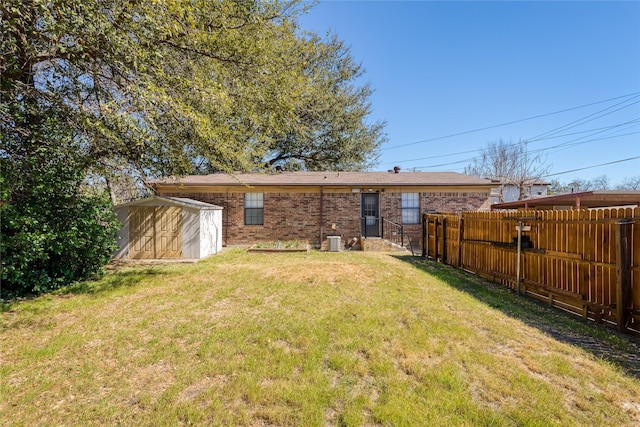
[{"x1": 150, "y1": 170, "x2": 493, "y2": 248}]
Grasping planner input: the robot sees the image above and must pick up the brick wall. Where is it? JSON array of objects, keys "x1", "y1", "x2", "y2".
[
  {"x1": 422, "y1": 191, "x2": 492, "y2": 213},
  {"x1": 158, "y1": 189, "x2": 490, "y2": 247},
  {"x1": 322, "y1": 193, "x2": 361, "y2": 244}
]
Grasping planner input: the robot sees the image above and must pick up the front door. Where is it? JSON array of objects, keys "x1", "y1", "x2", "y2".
[{"x1": 361, "y1": 193, "x2": 380, "y2": 237}]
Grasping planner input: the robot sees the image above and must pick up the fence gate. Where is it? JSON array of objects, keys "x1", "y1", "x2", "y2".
[{"x1": 423, "y1": 214, "x2": 444, "y2": 260}]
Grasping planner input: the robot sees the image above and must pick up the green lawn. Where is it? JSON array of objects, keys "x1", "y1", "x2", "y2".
[{"x1": 2, "y1": 250, "x2": 640, "y2": 426}]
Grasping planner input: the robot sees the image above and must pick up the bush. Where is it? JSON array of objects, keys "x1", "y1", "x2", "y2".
[
  {"x1": 0, "y1": 194, "x2": 119, "y2": 298},
  {"x1": 1, "y1": 176, "x2": 120, "y2": 299},
  {"x1": 1, "y1": 108, "x2": 120, "y2": 299}
]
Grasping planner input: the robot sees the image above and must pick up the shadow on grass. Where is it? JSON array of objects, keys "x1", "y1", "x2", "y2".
[
  {"x1": 60, "y1": 266, "x2": 169, "y2": 296},
  {"x1": 1, "y1": 264, "x2": 169, "y2": 312},
  {"x1": 394, "y1": 254, "x2": 640, "y2": 380}
]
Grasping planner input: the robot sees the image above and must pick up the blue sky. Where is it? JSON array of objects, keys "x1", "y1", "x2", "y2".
[{"x1": 298, "y1": 1, "x2": 640, "y2": 186}]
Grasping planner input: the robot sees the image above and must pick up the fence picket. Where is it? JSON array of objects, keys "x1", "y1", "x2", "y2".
[{"x1": 422, "y1": 207, "x2": 639, "y2": 335}]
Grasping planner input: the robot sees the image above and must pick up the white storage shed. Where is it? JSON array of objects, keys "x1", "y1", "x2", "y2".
[{"x1": 114, "y1": 197, "x2": 223, "y2": 260}]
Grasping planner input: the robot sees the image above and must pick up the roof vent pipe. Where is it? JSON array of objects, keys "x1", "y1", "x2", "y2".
[{"x1": 394, "y1": 166, "x2": 401, "y2": 173}]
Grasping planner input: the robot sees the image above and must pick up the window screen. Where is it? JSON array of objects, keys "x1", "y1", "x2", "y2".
[
  {"x1": 402, "y1": 193, "x2": 420, "y2": 224},
  {"x1": 244, "y1": 193, "x2": 264, "y2": 225}
]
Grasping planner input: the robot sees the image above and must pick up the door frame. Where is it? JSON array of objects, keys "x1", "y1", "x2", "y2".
[{"x1": 361, "y1": 193, "x2": 380, "y2": 237}]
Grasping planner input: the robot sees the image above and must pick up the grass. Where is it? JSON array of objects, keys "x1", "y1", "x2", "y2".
[
  {"x1": 2, "y1": 249, "x2": 640, "y2": 426},
  {"x1": 251, "y1": 240, "x2": 308, "y2": 249}
]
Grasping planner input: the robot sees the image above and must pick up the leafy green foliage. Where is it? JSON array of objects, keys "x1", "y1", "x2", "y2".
[
  {"x1": 1, "y1": 104, "x2": 119, "y2": 298},
  {"x1": 263, "y1": 35, "x2": 386, "y2": 171},
  {"x1": 2, "y1": 0, "x2": 385, "y2": 188}
]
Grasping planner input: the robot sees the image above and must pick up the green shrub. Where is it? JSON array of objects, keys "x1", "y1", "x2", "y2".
[{"x1": 1, "y1": 107, "x2": 120, "y2": 299}]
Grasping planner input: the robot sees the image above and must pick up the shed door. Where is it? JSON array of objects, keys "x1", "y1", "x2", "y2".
[
  {"x1": 156, "y1": 206, "x2": 182, "y2": 259},
  {"x1": 129, "y1": 206, "x2": 182, "y2": 259},
  {"x1": 130, "y1": 207, "x2": 156, "y2": 259}
]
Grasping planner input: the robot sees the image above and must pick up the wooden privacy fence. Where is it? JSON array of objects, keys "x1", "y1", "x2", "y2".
[{"x1": 422, "y1": 208, "x2": 640, "y2": 335}]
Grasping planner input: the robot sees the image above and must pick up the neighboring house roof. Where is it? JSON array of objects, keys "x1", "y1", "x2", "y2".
[
  {"x1": 490, "y1": 190, "x2": 640, "y2": 210},
  {"x1": 487, "y1": 176, "x2": 551, "y2": 186},
  {"x1": 150, "y1": 171, "x2": 493, "y2": 188},
  {"x1": 116, "y1": 196, "x2": 223, "y2": 210}
]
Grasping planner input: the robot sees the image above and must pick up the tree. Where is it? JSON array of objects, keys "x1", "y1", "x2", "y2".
[
  {"x1": 617, "y1": 176, "x2": 640, "y2": 191},
  {"x1": 1, "y1": 0, "x2": 384, "y2": 296},
  {"x1": 591, "y1": 175, "x2": 610, "y2": 191},
  {"x1": 262, "y1": 35, "x2": 386, "y2": 171},
  {"x1": 1, "y1": 103, "x2": 119, "y2": 297},
  {"x1": 464, "y1": 139, "x2": 550, "y2": 201},
  {"x1": 549, "y1": 175, "x2": 640, "y2": 195},
  {"x1": 2, "y1": 0, "x2": 384, "y2": 194}
]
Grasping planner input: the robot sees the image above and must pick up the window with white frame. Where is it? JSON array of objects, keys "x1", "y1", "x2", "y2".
[
  {"x1": 244, "y1": 193, "x2": 264, "y2": 225},
  {"x1": 402, "y1": 193, "x2": 420, "y2": 224}
]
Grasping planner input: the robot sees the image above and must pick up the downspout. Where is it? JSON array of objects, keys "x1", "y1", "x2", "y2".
[
  {"x1": 224, "y1": 190, "x2": 229, "y2": 247},
  {"x1": 319, "y1": 186, "x2": 324, "y2": 248}
]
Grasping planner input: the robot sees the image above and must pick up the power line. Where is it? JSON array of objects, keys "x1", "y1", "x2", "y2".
[
  {"x1": 543, "y1": 156, "x2": 640, "y2": 178},
  {"x1": 542, "y1": 132, "x2": 640, "y2": 156},
  {"x1": 381, "y1": 92, "x2": 640, "y2": 151},
  {"x1": 380, "y1": 118, "x2": 640, "y2": 167},
  {"x1": 527, "y1": 118, "x2": 640, "y2": 144},
  {"x1": 526, "y1": 123, "x2": 640, "y2": 157},
  {"x1": 528, "y1": 97, "x2": 640, "y2": 142},
  {"x1": 410, "y1": 131, "x2": 640, "y2": 170}
]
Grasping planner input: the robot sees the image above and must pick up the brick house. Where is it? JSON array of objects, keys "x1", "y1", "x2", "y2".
[{"x1": 150, "y1": 170, "x2": 493, "y2": 248}]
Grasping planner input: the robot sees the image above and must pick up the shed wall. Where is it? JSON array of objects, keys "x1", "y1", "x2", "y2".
[
  {"x1": 114, "y1": 206, "x2": 130, "y2": 259},
  {"x1": 200, "y1": 209, "x2": 222, "y2": 257},
  {"x1": 181, "y1": 208, "x2": 201, "y2": 259}
]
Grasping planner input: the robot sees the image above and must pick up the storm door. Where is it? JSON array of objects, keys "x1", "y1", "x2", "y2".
[{"x1": 361, "y1": 193, "x2": 380, "y2": 237}]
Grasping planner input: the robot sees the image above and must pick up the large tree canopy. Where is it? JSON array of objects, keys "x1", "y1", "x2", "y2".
[
  {"x1": 1, "y1": 0, "x2": 385, "y2": 296},
  {"x1": 2, "y1": 0, "x2": 385, "y2": 194}
]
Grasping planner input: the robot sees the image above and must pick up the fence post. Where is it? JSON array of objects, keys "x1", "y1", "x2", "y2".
[
  {"x1": 457, "y1": 217, "x2": 464, "y2": 268},
  {"x1": 516, "y1": 220, "x2": 523, "y2": 296},
  {"x1": 422, "y1": 214, "x2": 427, "y2": 257},
  {"x1": 381, "y1": 216, "x2": 385, "y2": 240},
  {"x1": 400, "y1": 224, "x2": 404, "y2": 247},
  {"x1": 434, "y1": 216, "x2": 439, "y2": 261},
  {"x1": 615, "y1": 220, "x2": 632, "y2": 333},
  {"x1": 442, "y1": 215, "x2": 448, "y2": 264}
]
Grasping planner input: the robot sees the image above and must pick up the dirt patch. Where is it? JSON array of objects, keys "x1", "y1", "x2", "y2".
[{"x1": 177, "y1": 375, "x2": 228, "y2": 403}]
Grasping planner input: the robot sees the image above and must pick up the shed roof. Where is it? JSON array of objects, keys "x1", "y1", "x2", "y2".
[
  {"x1": 150, "y1": 171, "x2": 493, "y2": 188},
  {"x1": 116, "y1": 196, "x2": 223, "y2": 210},
  {"x1": 490, "y1": 190, "x2": 640, "y2": 210}
]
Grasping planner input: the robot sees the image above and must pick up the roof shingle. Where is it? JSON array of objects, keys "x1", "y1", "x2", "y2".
[{"x1": 151, "y1": 171, "x2": 493, "y2": 187}]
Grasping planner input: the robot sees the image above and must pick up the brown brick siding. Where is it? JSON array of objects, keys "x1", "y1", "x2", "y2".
[
  {"x1": 422, "y1": 191, "x2": 492, "y2": 213},
  {"x1": 158, "y1": 189, "x2": 489, "y2": 247}
]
